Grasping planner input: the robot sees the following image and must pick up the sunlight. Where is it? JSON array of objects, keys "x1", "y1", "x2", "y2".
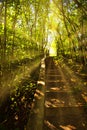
[
  {"x1": 60, "y1": 125, "x2": 76, "y2": 130},
  {"x1": 49, "y1": 47, "x2": 57, "y2": 56},
  {"x1": 0, "y1": 60, "x2": 41, "y2": 102},
  {"x1": 41, "y1": 63, "x2": 45, "y2": 68},
  {"x1": 45, "y1": 98, "x2": 65, "y2": 108},
  {"x1": 36, "y1": 89, "x2": 44, "y2": 96},
  {"x1": 41, "y1": 58, "x2": 45, "y2": 68},
  {"x1": 50, "y1": 87, "x2": 61, "y2": 91},
  {"x1": 34, "y1": 81, "x2": 45, "y2": 100},
  {"x1": 70, "y1": 78, "x2": 76, "y2": 82},
  {"x1": 81, "y1": 93, "x2": 87, "y2": 102},
  {"x1": 34, "y1": 93, "x2": 41, "y2": 99},
  {"x1": 44, "y1": 120, "x2": 58, "y2": 130},
  {"x1": 83, "y1": 82, "x2": 87, "y2": 85},
  {"x1": 37, "y1": 80, "x2": 45, "y2": 85}
]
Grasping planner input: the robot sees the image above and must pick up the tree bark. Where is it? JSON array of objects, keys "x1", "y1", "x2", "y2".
[{"x1": 3, "y1": 0, "x2": 7, "y2": 63}]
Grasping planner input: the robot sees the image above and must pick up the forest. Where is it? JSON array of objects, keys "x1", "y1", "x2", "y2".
[{"x1": 0, "y1": 0, "x2": 87, "y2": 130}]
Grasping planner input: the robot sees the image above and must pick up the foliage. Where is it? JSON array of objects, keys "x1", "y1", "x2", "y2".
[
  {"x1": 0, "y1": 0, "x2": 49, "y2": 64},
  {"x1": 0, "y1": 65, "x2": 40, "y2": 130},
  {"x1": 47, "y1": 0, "x2": 87, "y2": 65}
]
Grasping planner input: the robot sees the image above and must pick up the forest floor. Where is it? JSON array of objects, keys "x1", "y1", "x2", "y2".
[
  {"x1": 26, "y1": 56, "x2": 87, "y2": 130},
  {"x1": 0, "y1": 58, "x2": 41, "y2": 130}
]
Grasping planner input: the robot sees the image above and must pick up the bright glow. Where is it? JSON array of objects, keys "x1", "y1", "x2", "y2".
[
  {"x1": 49, "y1": 47, "x2": 57, "y2": 56},
  {"x1": 48, "y1": 34, "x2": 53, "y2": 43}
]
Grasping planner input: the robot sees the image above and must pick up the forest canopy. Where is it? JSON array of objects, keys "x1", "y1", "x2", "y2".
[{"x1": 0, "y1": 0, "x2": 87, "y2": 64}]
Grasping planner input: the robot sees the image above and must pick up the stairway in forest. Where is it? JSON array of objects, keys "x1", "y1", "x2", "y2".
[
  {"x1": 44, "y1": 57, "x2": 87, "y2": 130},
  {"x1": 26, "y1": 57, "x2": 87, "y2": 130}
]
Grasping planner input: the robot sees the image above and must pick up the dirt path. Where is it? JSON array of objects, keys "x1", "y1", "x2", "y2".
[{"x1": 26, "y1": 57, "x2": 87, "y2": 130}]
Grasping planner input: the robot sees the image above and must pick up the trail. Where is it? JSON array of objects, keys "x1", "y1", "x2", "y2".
[{"x1": 26, "y1": 57, "x2": 87, "y2": 130}]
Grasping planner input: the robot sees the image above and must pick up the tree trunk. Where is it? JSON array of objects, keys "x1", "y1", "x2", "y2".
[{"x1": 3, "y1": 0, "x2": 7, "y2": 64}]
